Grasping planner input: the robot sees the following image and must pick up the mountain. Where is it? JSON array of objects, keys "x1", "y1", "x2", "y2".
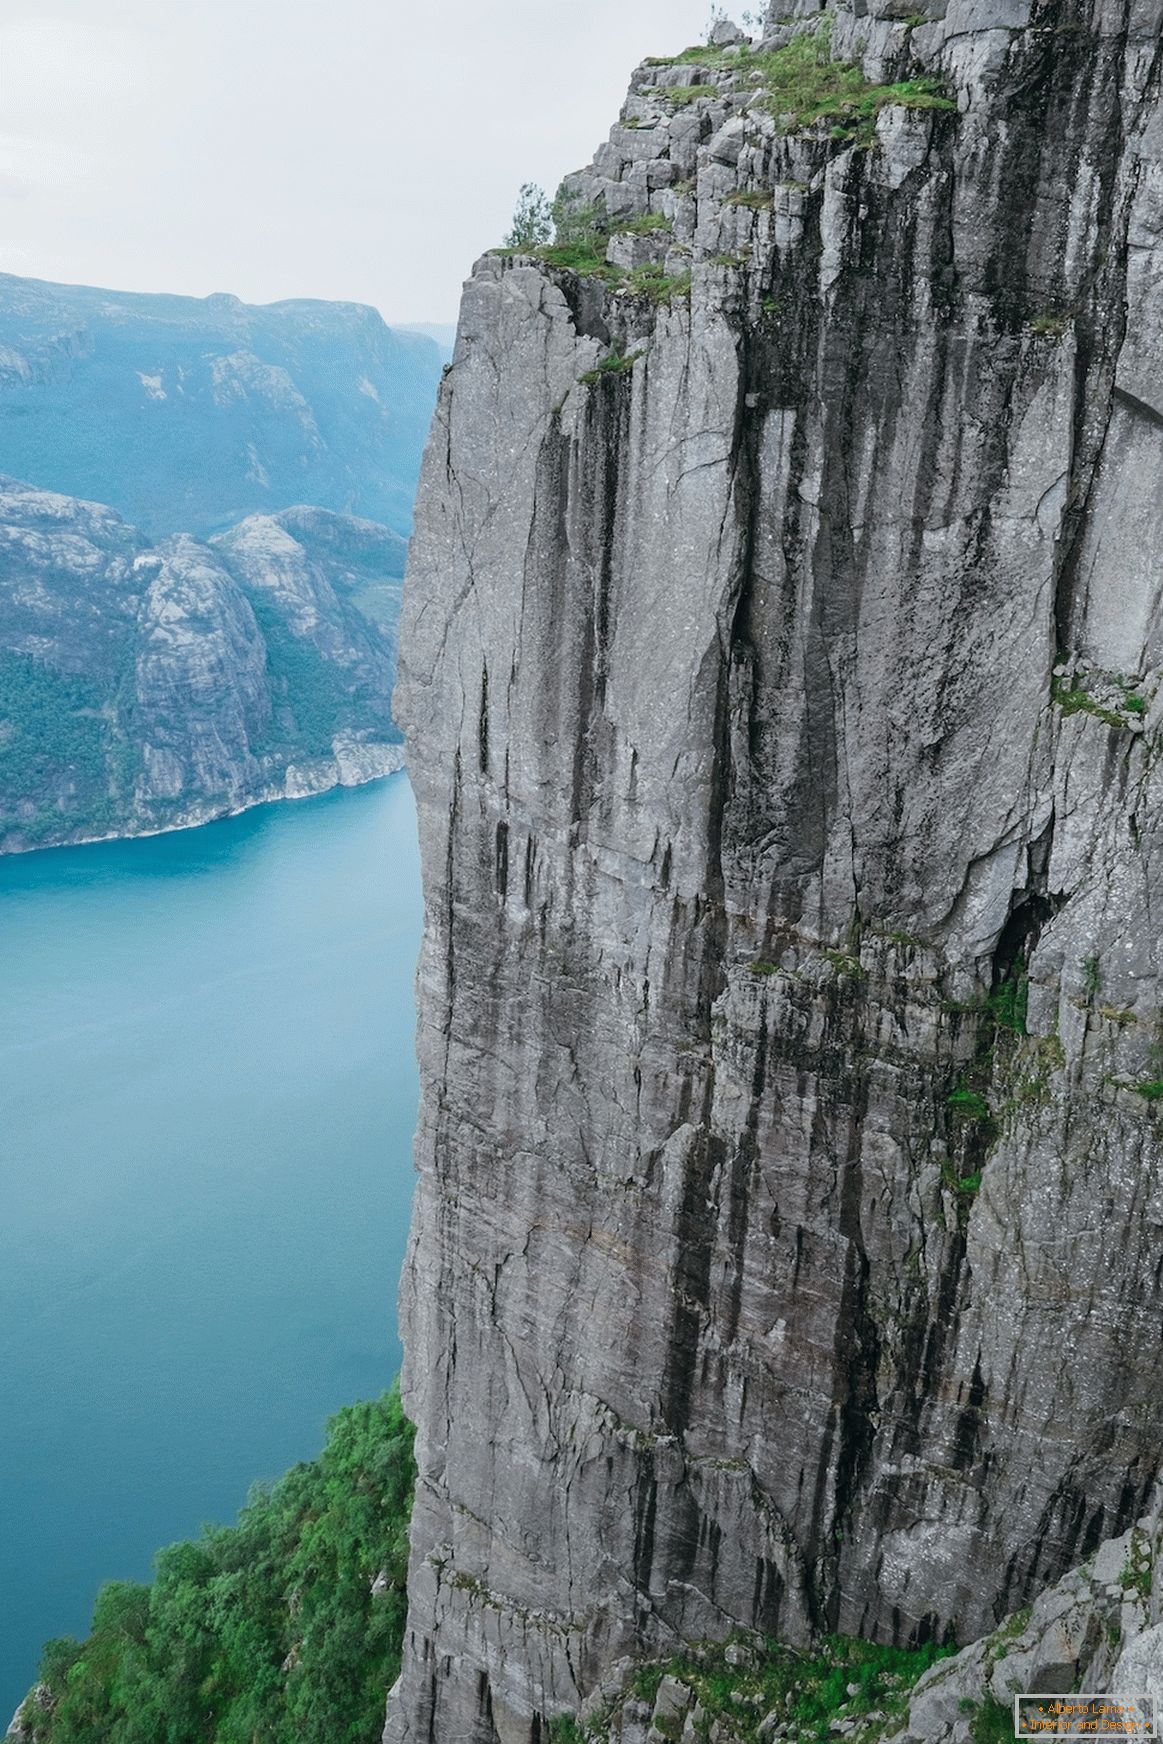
[
  {"x1": 0, "y1": 276, "x2": 442, "y2": 539},
  {"x1": 399, "y1": 323, "x2": 457, "y2": 362},
  {"x1": 386, "y1": 0, "x2": 1163, "y2": 1740},
  {"x1": 0, "y1": 479, "x2": 404, "y2": 852}
]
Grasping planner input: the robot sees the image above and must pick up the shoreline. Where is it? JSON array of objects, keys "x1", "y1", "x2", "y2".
[{"x1": 0, "y1": 744, "x2": 407, "y2": 860}]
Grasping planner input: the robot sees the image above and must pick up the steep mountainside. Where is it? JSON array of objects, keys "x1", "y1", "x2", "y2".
[
  {"x1": 0, "y1": 481, "x2": 404, "y2": 851},
  {"x1": 0, "y1": 276, "x2": 441, "y2": 538},
  {"x1": 389, "y1": 0, "x2": 1163, "y2": 1739}
]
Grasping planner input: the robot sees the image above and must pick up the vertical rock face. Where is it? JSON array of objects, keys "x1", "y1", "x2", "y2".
[{"x1": 391, "y1": 1, "x2": 1163, "y2": 1738}]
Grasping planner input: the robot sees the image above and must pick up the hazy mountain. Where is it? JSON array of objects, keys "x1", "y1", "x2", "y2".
[
  {"x1": 399, "y1": 322, "x2": 457, "y2": 361},
  {"x1": 0, "y1": 275, "x2": 442, "y2": 540}
]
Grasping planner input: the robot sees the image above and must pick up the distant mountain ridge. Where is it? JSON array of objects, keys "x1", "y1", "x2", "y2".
[
  {"x1": 0, "y1": 478, "x2": 405, "y2": 852},
  {"x1": 0, "y1": 275, "x2": 441, "y2": 539}
]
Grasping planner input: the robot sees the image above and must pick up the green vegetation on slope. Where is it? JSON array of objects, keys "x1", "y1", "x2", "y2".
[
  {"x1": 649, "y1": 19, "x2": 955, "y2": 138},
  {"x1": 558, "y1": 1632, "x2": 956, "y2": 1742},
  {"x1": 0, "y1": 651, "x2": 120, "y2": 804},
  {"x1": 16, "y1": 1389, "x2": 415, "y2": 1744},
  {"x1": 0, "y1": 649, "x2": 134, "y2": 845}
]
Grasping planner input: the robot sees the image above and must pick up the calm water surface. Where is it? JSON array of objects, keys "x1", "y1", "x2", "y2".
[{"x1": 0, "y1": 776, "x2": 421, "y2": 1720}]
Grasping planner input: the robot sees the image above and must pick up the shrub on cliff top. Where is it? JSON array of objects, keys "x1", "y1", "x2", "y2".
[
  {"x1": 17, "y1": 1388, "x2": 415, "y2": 1744},
  {"x1": 505, "y1": 182, "x2": 554, "y2": 250}
]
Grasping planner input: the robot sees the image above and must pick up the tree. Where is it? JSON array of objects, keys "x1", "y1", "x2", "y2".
[{"x1": 505, "y1": 183, "x2": 553, "y2": 250}]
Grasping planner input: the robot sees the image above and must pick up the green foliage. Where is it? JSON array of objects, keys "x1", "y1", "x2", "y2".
[
  {"x1": 1118, "y1": 1527, "x2": 1153, "y2": 1598},
  {"x1": 580, "y1": 347, "x2": 644, "y2": 385},
  {"x1": 823, "y1": 947, "x2": 865, "y2": 979},
  {"x1": 529, "y1": 240, "x2": 614, "y2": 275},
  {"x1": 662, "y1": 82, "x2": 713, "y2": 107},
  {"x1": 631, "y1": 1663, "x2": 666, "y2": 1704},
  {"x1": 617, "y1": 1635, "x2": 955, "y2": 1744},
  {"x1": 646, "y1": 20, "x2": 954, "y2": 141},
  {"x1": 248, "y1": 606, "x2": 349, "y2": 757},
  {"x1": 612, "y1": 212, "x2": 674, "y2": 234},
  {"x1": 505, "y1": 182, "x2": 554, "y2": 250},
  {"x1": 0, "y1": 649, "x2": 120, "y2": 812},
  {"x1": 965, "y1": 1696, "x2": 1016, "y2": 1744},
  {"x1": 499, "y1": 191, "x2": 618, "y2": 279},
  {"x1": 1053, "y1": 681, "x2": 1122, "y2": 726},
  {"x1": 1134, "y1": 1081, "x2": 1163, "y2": 1102},
  {"x1": 750, "y1": 960, "x2": 780, "y2": 976},
  {"x1": 1051, "y1": 676, "x2": 1130, "y2": 729},
  {"x1": 19, "y1": 1389, "x2": 415, "y2": 1744},
  {"x1": 940, "y1": 1156, "x2": 983, "y2": 1197},
  {"x1": 947, "y1": 1085, "x2": 991, "y2": 1121},
  {"x1": 547, "y1": 1718, "x2": 590, "y2": 1744},
  {"x1": 987, "y1": 972, "x2": 1028, "y2": 1035},
  {"x1": 1081, "y1": 953, "x2": 1102, "y2": 998},
  {"x1": 626, "y1": 263, "x2": 693, "y2": 304},
  {"x1": 749, "y1": 20, "x2": 955, "y2": 132}
]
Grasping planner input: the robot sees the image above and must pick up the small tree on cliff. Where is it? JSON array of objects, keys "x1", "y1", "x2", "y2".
[{"x1": 505, "y1": 183, "x2": 553, "y2": 250}]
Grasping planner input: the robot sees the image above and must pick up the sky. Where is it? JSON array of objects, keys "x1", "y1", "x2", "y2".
[{"x1": 0, "y1": 0, "x2": 719, "y2": 327}]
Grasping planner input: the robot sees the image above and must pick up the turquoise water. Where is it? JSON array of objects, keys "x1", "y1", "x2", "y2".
[{"x1": 0, "y1": 776, "x2": 421, "y2": 1721}]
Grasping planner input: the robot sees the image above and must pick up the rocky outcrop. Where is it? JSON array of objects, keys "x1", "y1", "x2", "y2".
[
  {"x1": 569, "y1": 1496, "x2": 1163, "y2": 1743},
  {"x1": 390, "y1": 0, "x2": 1163, "y2": 1739},
  {"x1": 0, "y1": 479, "x2": 404, "y2": 851}
]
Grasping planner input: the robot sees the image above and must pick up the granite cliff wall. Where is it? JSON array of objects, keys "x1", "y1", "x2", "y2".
[{"x1": 389, "y1": 0, "x2": 1163, "y2": 1736}]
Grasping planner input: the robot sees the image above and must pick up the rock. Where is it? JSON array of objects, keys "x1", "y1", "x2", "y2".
[
  {"x1": 1113, "y1": 1624, "x2": 1163, "y2": 1703},
  {"x1": 0, "y1": 479, "x2": 405, "y2": 852},
  {"x1": 385, "y1": 0, "x2": 1163, "y2": 1738},
  {"x1": 649, "y1": 1676, "x2": 694, "y2": 1738}
]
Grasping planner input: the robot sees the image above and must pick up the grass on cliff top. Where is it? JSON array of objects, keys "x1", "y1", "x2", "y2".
[
  {"x1": 755, "y1": 24, "x2": 956, "y2": 133},
  {"x1": 17, "y1": 1389, "x2": 415, "y2": 1744},
  {"x1": 650, "y1": 18, "x2": 955, "y2": 136},
  {"x1": 561, "y1": 1633, "x2": 955, "y2": 1744}
]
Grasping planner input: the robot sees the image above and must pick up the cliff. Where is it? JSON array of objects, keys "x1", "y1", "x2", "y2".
[
  {"x1": 0, "y1": 481, "x2": 404, "y2": 851},
  {"x1": 389, "y1": 0, "x2": 1163, "y2": 1738}
]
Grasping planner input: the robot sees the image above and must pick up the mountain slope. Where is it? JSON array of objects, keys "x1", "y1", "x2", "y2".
[
  {"x1": 0, "y1": 479, "x2": 404, "y2": 851},
  {"x1": 0, "y1": 276, "x2": 442, "y2": 539}
]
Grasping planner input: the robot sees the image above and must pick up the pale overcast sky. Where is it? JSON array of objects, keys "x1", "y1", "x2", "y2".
[{"x1": 0, "y1": 0, "x2": 716, "y2": 327}]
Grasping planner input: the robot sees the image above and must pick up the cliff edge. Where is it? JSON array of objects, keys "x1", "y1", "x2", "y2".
[{"x1": 391, "y1": 0, "x2": 1163, "y2": 1737}]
